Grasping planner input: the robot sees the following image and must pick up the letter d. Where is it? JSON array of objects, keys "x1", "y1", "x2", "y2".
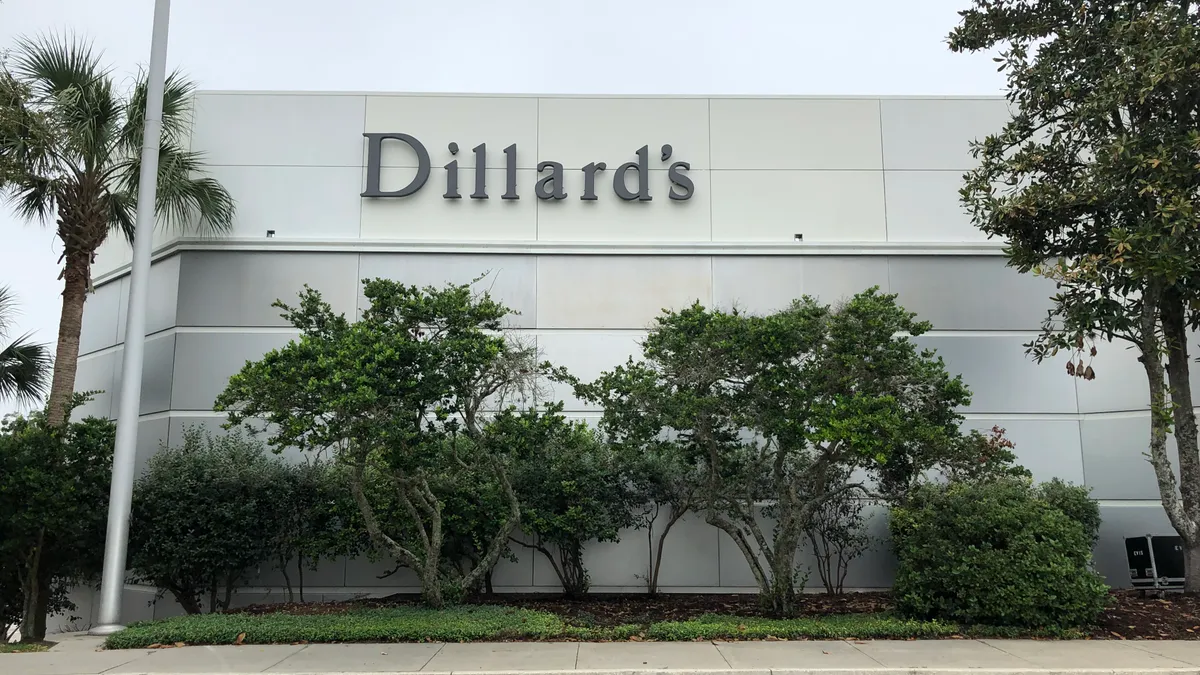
[
  {"x1": 362, "y1": 132, "x2": 430, "y2": 197},
  {"x1": 614, "y1": 145, "x2": 651, "y2": 201}
]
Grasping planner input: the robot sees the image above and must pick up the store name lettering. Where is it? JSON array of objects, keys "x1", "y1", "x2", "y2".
[{"x1": 360, "y1": 133, "x2": 694, "y2": 202}]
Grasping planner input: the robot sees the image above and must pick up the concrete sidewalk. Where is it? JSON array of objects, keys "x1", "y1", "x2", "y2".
[{"x1": 9, "y1": 634, "x2": 1200, "y2": 675}]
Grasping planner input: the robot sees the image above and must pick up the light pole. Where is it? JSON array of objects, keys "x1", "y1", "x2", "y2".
[{"x1": 90, "y1": 0, "x2": 172, "y2": 636}]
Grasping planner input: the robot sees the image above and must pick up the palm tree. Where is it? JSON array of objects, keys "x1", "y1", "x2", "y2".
[
  {"x1": 0, "y1": 285, "x2": 50, "y2": 406},
  {"x1": 0, "y1": 33, "x2": 234, "y2": 431}
]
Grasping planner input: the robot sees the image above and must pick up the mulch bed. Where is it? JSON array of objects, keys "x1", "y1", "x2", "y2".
[{"x1": 236, "y1": 590, "x2": 1200, "y2": 639}]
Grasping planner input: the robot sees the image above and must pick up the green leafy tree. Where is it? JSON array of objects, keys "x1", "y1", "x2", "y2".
[
  {"x1": 269, "y1": 460, "x2": 370, "y2": 604},
  {"x1": 623, "y1": 439, "x2": 703, "y2": 596},
  {"x1": 0, "y1": 395, "x2": 114, "y2": 642},
  {"x1": 129, "y1": 428, "x2": 288, "y2": 615},
  {"x1": 950, "y1": 0, "x2": 1200, "y2": 589},
  {"x1": 803, "y1": 464, "x2": 872, "y2": 596},
  {"x1": 0, "y1": 286, "x2": 50, "y2": 406},
  {"x1": 581, "y1": 288, "x2": 999, "y2": 616},
  {"x1": 432, "y1": 436, "x2": 518, "y2": 596},
  {"x1": 506, "y1": 403, "x2": 640, "y2": 598},
  {"x1": 216, "y1": 279, "x2": 553, "y2": 608},
  {"x1": 356, "y1": 434, "x2": 518, "y2": 597},
  {"x1": 0, "y1": 34, "x2": 233, "y2": 428}
]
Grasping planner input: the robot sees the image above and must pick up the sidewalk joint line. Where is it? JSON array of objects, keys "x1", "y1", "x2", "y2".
[
  {"x1": 98, "y1": 650, "x2": 154, "y2": 674},
  {"x1": 713, "y1": 640, "x2": 734, "y2": 669},
  {"x1": 262, "y1": 644, "x2": 310, "y2": 672},
  {"x1": 419, "y1": 642, "x2": 447, "y2": 672},
  {"x1": 573, "y1": 642, "x2": 580, "y2": 670},
  {"x1": 976, "y1": 637, "x2": 1038, "y2": 665},
  {"x1": 843, "y1": 639, "x2": 885, "y2": 667},
  {"x1": 1122, "y1": 641, "x2": 1198, "y2": 667}
]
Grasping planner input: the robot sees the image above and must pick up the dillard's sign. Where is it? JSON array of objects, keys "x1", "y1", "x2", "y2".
[{"x1": 360, "y1": 132, "x2": 695, "y2": 202}]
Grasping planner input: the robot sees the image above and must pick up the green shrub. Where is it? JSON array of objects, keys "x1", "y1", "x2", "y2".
[
  {"x1": 129, "y1": 428, "x2": 291, "y2": 614},
  {"x1": 507, "y1": 404, "x2": 641, "y2": 598},
  {"x1": 0, "y1": 400, "x2": 115, "y2": 641},
  {"x1": 1036, "y1": 478, "x2": 1102, "y2": 545},
  {"x1": 269, "y1": 460, "x2": 370, "y2": 603},
  {"x1": 890, "y1": 478, "x2": 1108, "y2": 629}
]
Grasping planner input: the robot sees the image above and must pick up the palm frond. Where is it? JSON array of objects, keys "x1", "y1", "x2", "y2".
[
  {"x1": 119, "y1": 142, "x2": 235, "y2": 235},
  {"x1": 7, "y1": 172, "x2": 60, "y2": 223},
  {"x1": 0, "y1": 285, "x2": 15, "y2": 336},
  {"x1": 12, "y1": 32, "x2": 121, "y2": 171},
  {"x1": 104, "y1": 188, "x2": 136, "y2": 243},
  {"x1": 12, "y1": 31, "x2": 108, "y2": 100},
  {"x1": 0, "y1": 69, "x2": 59, "y2": 187},
  {"x1": 120, "y1": 69, "x2": 195, "y2": 152},
  {"x1": 0, "y1": 332, "x2": 52, "y2": 406}
]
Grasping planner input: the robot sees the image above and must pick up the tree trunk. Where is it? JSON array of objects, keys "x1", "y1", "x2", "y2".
[
  {"x1": 458, "y1": 458, "x2": 520, "y2": 596},
  {"x1": 764, "y1": 530, "x2": 800, "y2": 617},
  {"x1": 45, "y1": 253, "x2": 90, "y2": 428},
  {"x1": 170, "y1": 588, "x2": 203, "y2": 616},
  {"x1": 20, "y1": 575, "x2": 40, "y2": 643},
  {"x1": 222, "y1": 574, "x2": 235, "y2": 613},
  {"x1": 1162, "y1": 294, "x2": 1200, "y2": 592},
  {"x1": 649, "y1": 503, "x2": 687, "y2": 596},
  {"x1": 808, "y1": 529, "x2": 836, "y2": 595},
  {"x1": 559, "y1": 544, "x2": 589, "y2": 599},
  {"x1": 279, "y1": 555, "x2": 293, "y2": 604},
  {"x1": 1139, "y1": 294, "x2": 1198, "y2": 590},
  {"x1": 19, "y1": 530, "x2": 45, "y2": 642},
  {"x1": 30, "y1": 576, "x2": 49, "y2": 641},
  {"x1": 420, "y1": 579, "x2": 444, "y2": 609},
  {"x1": 1186, "y1": 544, "x2": 1200, "y2": 594}
]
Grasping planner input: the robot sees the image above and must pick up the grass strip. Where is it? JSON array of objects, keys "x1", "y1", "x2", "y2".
[
  {"x1": 103, "y1": 606, "x2": 566, "y2": 649},
  {"x1": 0, "y1": 643, "x2": 51, "y2": 653},
  {"x1": 102, "y1": 607, "x2": 1088, "y2": 649},
  {"x1": 642, "y1": 613, "x2": 961, "y2": 640}
]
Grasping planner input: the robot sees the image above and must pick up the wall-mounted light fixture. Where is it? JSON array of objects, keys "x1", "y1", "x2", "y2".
[
  {"x1": 793, "y1": 233, "x2": 804, "y2": 242},
  {"x1": 266, "y1": 230, "x2": 276, "y2": 238}
]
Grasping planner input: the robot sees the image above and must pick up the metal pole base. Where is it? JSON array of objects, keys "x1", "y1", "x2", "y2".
[{"x1": 88, "y1": 623, "x2": 126, "y2": 636}]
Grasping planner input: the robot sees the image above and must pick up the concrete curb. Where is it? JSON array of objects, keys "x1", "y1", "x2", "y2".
[{"x1": 97, "y1": 670, "x2": 1200, "y2": 675}]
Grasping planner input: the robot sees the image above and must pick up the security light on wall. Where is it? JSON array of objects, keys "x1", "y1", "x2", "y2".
[
  {"x1": 266, "y1": 230, "x2": 276, "y2": 238},
  {"x1": 794, "y1": 233, "x2": 803, "y2": 242}
]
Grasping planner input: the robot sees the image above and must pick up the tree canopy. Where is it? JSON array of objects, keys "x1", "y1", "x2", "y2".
[
  {"x1": 216, "y1": 278, "x2": 555, "y2": 606},
  {"x1": 950, "y1": 0, "x2": 1200, "y2": 587},
  {"x1": 0, "y1": 33, "x2": 234, "y2": 429},
  {"x1": 578, "y1": 288, "x2": 1018, "y2": 615}
]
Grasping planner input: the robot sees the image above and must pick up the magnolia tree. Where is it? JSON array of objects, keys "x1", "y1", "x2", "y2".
[
  {"x1": 215, "y1": 279, "x2": 554, "y2": 607},
  {"x1": 579, "y1": 288, "x2": 1022, "y2": 616},
  {"x1": 950, "y1": 0, "x2": 1200, "y2": 589}
]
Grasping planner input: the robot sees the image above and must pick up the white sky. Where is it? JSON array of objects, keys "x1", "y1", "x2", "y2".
[{"x1": 0, "y1": 0, "x2": 1004, "y2": 416}]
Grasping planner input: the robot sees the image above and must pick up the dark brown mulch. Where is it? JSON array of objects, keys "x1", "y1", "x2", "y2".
[
  {"x1": 236, "y1": 589, "x2": 1200, "y2": 639},
  {"x1": 474, "y1": 592, "x2": 893, "y2": 626},
  {"x1": 1092, "y1": 590, "x2": 1200, "y2": 639}
]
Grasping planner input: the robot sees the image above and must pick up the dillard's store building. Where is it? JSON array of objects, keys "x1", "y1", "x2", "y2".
[{"x1": 66, "y1": 91, "x2": 1176, "y2": 625}]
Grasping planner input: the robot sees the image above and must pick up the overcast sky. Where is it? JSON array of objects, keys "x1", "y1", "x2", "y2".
[{"x1": 0, "y1": 0, "x2": 1004, "y2": 416}]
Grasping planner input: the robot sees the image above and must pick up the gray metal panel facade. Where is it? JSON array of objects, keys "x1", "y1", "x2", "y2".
[{"x1": 71, "y1": 93, "x2": 1173, "y2": 603}]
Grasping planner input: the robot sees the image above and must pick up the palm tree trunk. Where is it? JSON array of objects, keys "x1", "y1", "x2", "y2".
[{"x1": 45, "y1": 253, "x2": 89, "y2": 427}]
